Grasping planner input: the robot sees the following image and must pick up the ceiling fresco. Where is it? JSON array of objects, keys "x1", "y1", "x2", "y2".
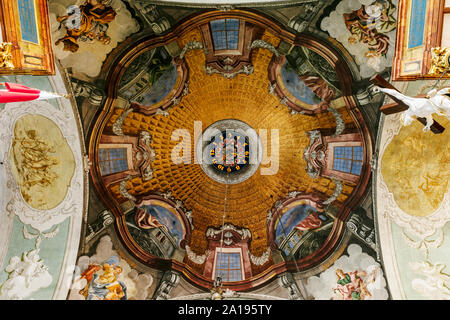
[
  {"x1": 2, "y1": 0, "x2": 448, "y2": 302},
  {"x1": 86, "y1": 9, "x2": 373, "y2": 292}
]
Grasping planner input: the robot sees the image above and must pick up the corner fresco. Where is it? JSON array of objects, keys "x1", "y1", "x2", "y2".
[
  {"x1": 306, "y1": 244, "x2": 388, "y2": 300},
  {"x1": 0, "y1": 69, "x2": 84, "y2": 300},
  {"x1": 68, "y1": 236, "x2": 154, "y2": 300},
  {"x1": 281, "y1": 46, "x2": 341, "y2": 110},
  {"x1": 49, "y1": 0, "x2": 139, "y2": 78},
  {"x1": 321, "y1": 0, "x2": 398, "y2": 78},
  {"x1": 119, "y1": 47, "x2": 179, "y2": 107},
  {"x1": 376, "y1": 79, "x2": 450, "y2": 300}
]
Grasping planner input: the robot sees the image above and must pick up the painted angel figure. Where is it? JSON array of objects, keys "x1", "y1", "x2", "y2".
[
  {"x1": 333, "y1": 269, "x2": 372, "y2": 300},
  {"x1": 79, "y1": 256, "x2": 127, "y2": 300},
  {"x1": 372, "y1": 86, "x2": 450, "y2": 132},
  {"x1": 55, "y1": 0, "x2": 117, "y2": 52}
]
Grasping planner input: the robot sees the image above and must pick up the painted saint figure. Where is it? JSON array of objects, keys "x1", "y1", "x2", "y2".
[
  {"x1": 134, "y1": 207, "x2": 168, "y2": 231},
  {"x1": 55, "y1": 0, "x2": 117, "y2": 52},
  {"x1": 333, "y1": 268, "x2": 375, "y2": 300},
  {"x1": 343, "y1": 0, "x2": 396, "y2": 58},
  {"x1": 79, "y1": 256, "x2": 127, "y2": 300},
  {"x1": 294, "y1": 208, "x2": 323, "y2": 235}
]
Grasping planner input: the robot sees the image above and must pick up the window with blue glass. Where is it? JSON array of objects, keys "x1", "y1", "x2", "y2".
[
  {"x1": 17, "y1": 0, "x2": 39, "y2": 44},
  {"x1": 99, "y1": 148, "x2": 129, "y2": 176},
  {"x1": 332, "y1": 146, "x2": 363, "y2": 175},
  {"x1": 215, "y1": 251, "x2": 242, "y2": 282},
  {"x1": 210, "y1": 19, "x2": 240, "y2": 51}
]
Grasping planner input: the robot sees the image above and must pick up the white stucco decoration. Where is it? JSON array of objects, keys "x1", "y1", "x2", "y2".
[
  {"x1": 410, "y1": 261, "x2": 450, "y2": 300},
  {"x1": 0, "y1": 99, "x2": 83, "y2": 233},
  {"x1": 0, "y1": 249, "x2": 53, "y2": 300},
  {"x1": 0, "y1": 68, "x2": 85, "y2": 300},
  {"x1": 376, "y1": 111, "x2": 450, "y2": 300}
]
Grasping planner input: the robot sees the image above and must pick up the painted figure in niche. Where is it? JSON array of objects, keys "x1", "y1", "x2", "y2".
[
  {"x1": 55, "y1": 0, "x2": 116, "y2": 52},
  {"x1": 333, "y1": 268, "x2": 377, "y2": 300},
  {"x1": 135, "y1": 49, "x2": 177, "y2": 106},
  {"x1": 299, "y1": 75, "x2": 335, "y2": 110},
  {"x1": 294, "y1": 208, "x2": 323, "y2": 235},
  {"x1": 283, "y1": 47, "x2": 338, "y2": 110},
  {"x1": 275, "y1": 204, "x2": 329, "y2": 246},
  {"x1": 132, "y1": 204, "x2": 184, "y2": 246},
  {"x1": 134, "y1": 207, "x2": 168, "y2": 231},
  {"x1": 79, "y1": 256, "x2": 127, "y2": 300},
  {"x1": 344, "y1": 0, "x2": 396, "y2": 58},
  {"x1": 13, "y1": 129, "x2": 59, "y2": 189}
]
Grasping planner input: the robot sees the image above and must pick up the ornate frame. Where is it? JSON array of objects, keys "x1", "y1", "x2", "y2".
[
  {"x1": 0, "y1": 0, "x2": 55, "y2": 75},
  {"x1": 88, "y1": 9, "x2": 373, "y2": 292},
  {"x1": 392, "y1": 0, "x2": 447, "y2": 80}
]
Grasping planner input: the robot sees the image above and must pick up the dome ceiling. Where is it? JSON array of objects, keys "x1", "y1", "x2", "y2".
[{"x1": 88, "y1": 10, "x2": 372, "y2": 290}]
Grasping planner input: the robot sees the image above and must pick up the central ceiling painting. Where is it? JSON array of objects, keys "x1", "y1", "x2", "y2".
[{"x1": 88, "y1": 10, "x2": 372, "y2": 291}]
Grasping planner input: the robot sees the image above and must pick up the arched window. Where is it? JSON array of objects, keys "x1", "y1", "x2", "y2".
[{"x1": 210, "y1": 19, "x2": 240, "y2": 51}]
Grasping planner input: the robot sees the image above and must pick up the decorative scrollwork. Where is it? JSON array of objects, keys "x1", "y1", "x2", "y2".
[
  {"x1": 328, "y1": 107, "x2": 345, "y2": 137},
  {"x1": 179, "y1": 41, "x2": 204, "y2": 59},
  {"x1": 303, "y1": 130, "x2": 324, "y2": 179},
  {"x1": 249, "y1": 39, "x2": 280, "y2": 57},
  {"x1": 204, "y1": 64, "x2": 254, "y2": 79},
  {"x1": 112, "y1": 108, "x2": 132, "y2": 136},
  {"x1": 119, "y1": 175, "x2": 136, "y2": 202},
  {"x1": 249, "y1": 247, "x2": 271, "y2": 266},
  {"x1": 323, "y1": 179, "x2": 343, "y2": 205},
  {"x1": 185, "y1": 245, "x2": 209, "y2": 265}
]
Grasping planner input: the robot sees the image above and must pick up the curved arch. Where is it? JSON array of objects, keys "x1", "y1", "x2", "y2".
[{"x1": 88, "y1": 9, "x2": 373, "y2": 291}]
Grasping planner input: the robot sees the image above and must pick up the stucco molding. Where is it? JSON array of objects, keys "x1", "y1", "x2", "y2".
[{"x1": 0, "y1": 100, "x2": 83, "y2": 233}]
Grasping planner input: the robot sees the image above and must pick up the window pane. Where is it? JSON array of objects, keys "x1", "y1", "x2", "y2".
[
  {"x1": 228, "y1": 270, "x2": 242, "y2": 281},
  {"x1": 212, "y1": 31, "x2": 227, "y2": 50},
  {"x1": 353, "y1": 146, "x2": 363, "y2": 161},
  {"x1": 99, "y1": 148, "x2": 128, "y2": 175},
  {"x1": 226, "y1": 19, "x2": 239, "y2": 31},
  {"x1": 351, "y1": 161, "x2": 362, "y2": 175},
  {"x1": 215, "y1": 251, "x2": 242, "y2": 282},
  {"x1": 227, "y1": 31, "x2": 239, "y2": 50},
  {"x1": 333, "y1": 146, "x2": 362, "y2": 176},
  {"x1": 210, "y1": 19, "x2": 240, "y2": 51},
  {"x1": 343, "y1": 146, "x2": 352, "y2": 159},
  {"x1": 210, "y1": 19, "x2": 225, "y2": 31}
]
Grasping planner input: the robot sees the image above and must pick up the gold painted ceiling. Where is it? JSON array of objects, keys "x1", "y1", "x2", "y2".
[{"x1": 90, "y1": 12, "x2": 369, "y2": 287}]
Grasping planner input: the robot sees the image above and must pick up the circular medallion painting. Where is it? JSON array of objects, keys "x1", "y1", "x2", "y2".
[{"x1": 197, "y1": 119, "x2": 262, "y2": 185}]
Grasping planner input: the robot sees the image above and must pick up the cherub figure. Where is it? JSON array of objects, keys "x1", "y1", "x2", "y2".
[
  {"x1": 372, "y1": 86, "x2": 450, "y2": 132},
  {"x1": 55, "y1": 0, "x2": 116, "y2": 52}
]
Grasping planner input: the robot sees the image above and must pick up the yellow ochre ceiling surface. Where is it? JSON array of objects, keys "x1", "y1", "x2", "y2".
[
  {"x1": 382, "y1": 114, "x2": 450, "y2": 217},
  {"x1": 104, "y1": 30, "x2": 357, "y2": 274}
]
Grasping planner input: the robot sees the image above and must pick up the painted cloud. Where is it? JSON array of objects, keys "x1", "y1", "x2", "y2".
[
  {"x1": 49, "y1": 0, "x2": 140, "y2": 78},
  {"x1": 306, "y1": 243, "x2": 389, "y2": 300},
  {"x1": 321, "y1": 0, "x2": 398, "y2": 78}
]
